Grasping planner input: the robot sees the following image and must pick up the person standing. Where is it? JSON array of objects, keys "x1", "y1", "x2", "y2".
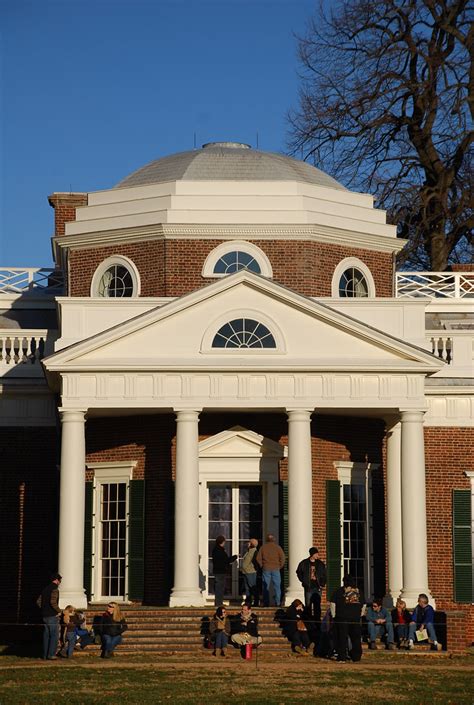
[
  {"x1": 296, "y1": 547, "x2": 327, "y2": 621},
  {"x1": 256, "y1": 533, "x2": 286, "y2": 607},
  {"x1": 330, "y1": 574, "x2": 363, "y2": 662},
  {"x1": 211, "y1": 535, "x2": 237, "y2": 607},
  {"x1": 240, "y1": 538, "x2": 259, "y2": 606},
  {"x1": 37, "y1": 572, "x2": 62, "y2": 660}
]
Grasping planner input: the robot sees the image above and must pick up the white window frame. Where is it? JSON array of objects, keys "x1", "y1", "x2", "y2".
[
  {"x1": 331, "y1": 257, "x2": 376, "y2": 298},
  {"x1": 334, "y1": 460, "x2": 378, "y2": 599},
  {"x1": 201, "y1": 241, "x2": 273, "y2": 278},
  {"x1": 90, "y1": 255, "x2": 141, "y2": 298},
  {"x1": 87, "y1": 460, "x2": 137, "y2": 603},
  {"x1": 200, "y1": 309, "x2": 286, "y2": 354}
]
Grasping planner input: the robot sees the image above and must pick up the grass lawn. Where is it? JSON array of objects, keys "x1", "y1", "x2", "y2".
[{"x1": 0, "y1": 653, "x2": 473, "y2": 705}]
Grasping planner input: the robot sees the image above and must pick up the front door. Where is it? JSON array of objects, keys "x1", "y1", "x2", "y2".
[{"x1": 207, "y1": 483, "x2": 263, "y2": 601}]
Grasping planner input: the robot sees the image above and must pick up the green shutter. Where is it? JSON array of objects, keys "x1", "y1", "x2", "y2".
[
  {"x1": 453, "y1": 489, "x2": 472, "y2": 603},
  {"x1": 279, "y1": 481, "x2": 289, "y2": 589},
  {"x1": 128, "y1": 479, "x2": 145, "y2": 601},
  {"x1": 83, "y1": 482, "x2": 93, "y2": 600},
  {"x1": 326, "y1": 479, "x2": 341, "y2": 599}
]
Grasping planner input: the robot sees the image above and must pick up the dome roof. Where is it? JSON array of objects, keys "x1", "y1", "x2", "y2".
[{"x1": 115, "y1": 142, "x2": 346, "y2": 191}]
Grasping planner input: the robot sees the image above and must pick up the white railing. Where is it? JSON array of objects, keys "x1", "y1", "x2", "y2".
[
  {"x1": 0, "y1": 268, "x2": 64, "y2": 294},
  {"x1": 429, "y1": 334, "x2": 453, "y2": 364},
  {"x1": 0, "y1": 330, "x2": 48, "y2": 367},
  {"x1": 396, "y1": 272, "x2": 474, "y2": 298}
]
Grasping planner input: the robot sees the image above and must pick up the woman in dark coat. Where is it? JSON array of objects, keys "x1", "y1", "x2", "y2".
[
  {"x1": 209, "y1": 606, "x2": 231, "y2": 657},
  {"x1": 211, "y1": 535, "x2": 237, "y2": 607},
  {"x1": 283, "y1": 599, "x2": 313, "y2": 655}
]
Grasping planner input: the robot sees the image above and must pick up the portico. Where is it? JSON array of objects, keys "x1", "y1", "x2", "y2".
[{"x1": 43, "y1": 271, "x2": 442, "y2": 608}]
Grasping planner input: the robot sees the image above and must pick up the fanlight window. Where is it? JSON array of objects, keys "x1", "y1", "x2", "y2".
[
  {"x1": 339, "y1": 268, "x2": 369, "y2": 298},
  {"x1": 212, "y1": 318, "x2": 276, "y2": 349},
  {"x1": 98, "y1": 265, "x2": 134, "y2": 298},
  {"x1": 213, "y1": 251, "x2": 261, "y2": 275}
]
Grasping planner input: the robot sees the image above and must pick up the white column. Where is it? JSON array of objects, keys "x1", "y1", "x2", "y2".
[
  {"x1": 285, "y1": 409, "x2": 314, "y2": 604},
  {"x1": 169, "y1": 409, "x2": 205, "y2": 606},
  {"x1": 386, "y1": 420, "x2": 403, "y2": 601},
  {"x1": 399, "y1": 410, "x2": 433, "y2": 607},
  {"x1": 58, "y1": 409, "x2": 88, "y2": 609}
]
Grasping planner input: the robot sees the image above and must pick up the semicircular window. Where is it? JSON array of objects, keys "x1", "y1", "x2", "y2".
[
  {"x1": 98, "y1": 265, "x2": 134, "y2": 297},
  {"x1": 339, "y1": 268, "x2": 369, "y2": 297},
  {"x1": 212, "y1": 318, "x2": 276, "y2": 349},
  {"x1": 213, "y1": 251, "x2": 261, "y2": 275}
]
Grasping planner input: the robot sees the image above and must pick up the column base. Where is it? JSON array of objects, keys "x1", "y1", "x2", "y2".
[
  {"x1": 399, "y1": 588, "x2": 435, "y2": 609},
  {"x1": 169, "y1": 589, "x2": 205, "y2": 607},
  {"x1": 284, "y1": 584, "x2": 305, "y2": 606},
  {"x1": 59, "y1": 587, "x2": 88, "y2": 610}
]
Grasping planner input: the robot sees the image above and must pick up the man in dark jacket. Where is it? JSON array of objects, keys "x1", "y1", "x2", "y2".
[
  {"x1": 330, "y1": 574, "x2": 363, "y2": 662},
  {"x1": 296, "y1": 547, "x2": 327, "y2": 621},
  {"x1": 230, "y1": 604, "x2": 263, "y2": 646},
  {"x1": 212, "y1": 535, "x2": 237, "y2": 606},
  {"x1": 37, "y1": 572, "x2": 62, "y2": 660}
]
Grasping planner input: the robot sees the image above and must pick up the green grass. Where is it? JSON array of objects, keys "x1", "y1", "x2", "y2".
[{"x1": 0, "y1": 654, "x2": 473, "y2": 705}]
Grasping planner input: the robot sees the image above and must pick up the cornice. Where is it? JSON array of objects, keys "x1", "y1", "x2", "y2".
[{"x1": 53, "y1": 222, "x2": 406, "y2": 255}]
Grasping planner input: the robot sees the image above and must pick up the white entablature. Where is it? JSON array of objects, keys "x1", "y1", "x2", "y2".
[{"x1": 43, "y1": 271, "x2": 442, "y2": 411}]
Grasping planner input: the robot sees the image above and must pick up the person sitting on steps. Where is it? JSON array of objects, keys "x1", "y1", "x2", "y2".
[
  {"x1": 407, "y1": 593, "x2": 441, "y2": 651},
  {"x1": 209, "y1": 606, "x2": 231, "y2": 657},
  {"x1": 366, "y1": 598, "x2": 396, "y2": 650}
]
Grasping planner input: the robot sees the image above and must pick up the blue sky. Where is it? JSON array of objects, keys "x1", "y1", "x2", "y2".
[{"x1": 0, "y1": 0, "x2": 325, "y2": 267}]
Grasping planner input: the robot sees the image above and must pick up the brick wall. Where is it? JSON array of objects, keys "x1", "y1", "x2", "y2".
[
  {"x1": 69, "y1": 238, "x2": 393, "y2": 298},
  {"x1": 424, "y1": 426, "x2": 474, "y2": 645},
  {"x1": 0, "y1": 428, "x2": 59, "y2": 623},
  {"x1": 48, "y1": 193, "x2": 88, "y2": 237}
]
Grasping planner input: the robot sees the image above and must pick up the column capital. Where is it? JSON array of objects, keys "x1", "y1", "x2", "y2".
[
  {"x1": 400, "y1": 409, "x2": 426, "y2": 423},
  {"x1": 286, "y1": 408, "x2": 313, "y2": 420},
  {"x1": 174, "y1": 409, "x2": 201, "y2": 422},
  {"x1": 59, "y1": 408, "x2": 87, "y2": 423}
]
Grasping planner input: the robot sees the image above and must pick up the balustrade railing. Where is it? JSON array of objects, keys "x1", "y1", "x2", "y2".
[
  {"x1": 0, "y1": 331, "x2": 48, "y2": 367},
  {"x1": 429, "y1": 335, "x2": 452, "y2": 364},
  {"x1": 396, "y1": 271, "x2": 474, "y2": 298},
  {"x1": 0, "y1": 268, "x2": 64, "y2": 294}
]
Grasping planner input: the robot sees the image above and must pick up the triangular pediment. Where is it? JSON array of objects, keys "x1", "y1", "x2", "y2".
[
  {"x1": 44, "y1": 271, "x2": 442, "y2": 374},
  {"x1": 199, "y1": 426, "x2": 285, "y2": 458}
]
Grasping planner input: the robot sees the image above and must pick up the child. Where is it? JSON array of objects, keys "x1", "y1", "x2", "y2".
[
  {"x1": 407, "y1": 593, "x2": 441, "y2": 651},
  {"x1": 60, "y1": 605, "x2": 82, "y2": 658}
]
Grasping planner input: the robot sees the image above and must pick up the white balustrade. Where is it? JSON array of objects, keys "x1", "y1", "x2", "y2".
[
  {"x1": 429, "y1": 335, "x2": 452, "y2": 364},
  {"x1": 0, "y1": 268, "x2": 64, "y2": 294},
  {"x1": 396, "y1": 272, "x2": 474, "y2": 298},
  {"x1": 0, "y1": 330, "x2": 48, "y2": 367}
]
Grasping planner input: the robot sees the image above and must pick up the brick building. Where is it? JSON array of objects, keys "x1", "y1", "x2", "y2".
[{"x1": 1, "y1": 142, "x2": 472, "y2": 644}]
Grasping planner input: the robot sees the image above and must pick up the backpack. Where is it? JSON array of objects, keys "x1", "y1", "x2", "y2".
[{"x1": 344, "y1": 586, "x2": 360, "y2": 604}]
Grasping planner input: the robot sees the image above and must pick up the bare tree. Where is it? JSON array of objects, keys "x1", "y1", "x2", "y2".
[{"x1": 288, "y1": 0, "x2": 473, "y2": 271}]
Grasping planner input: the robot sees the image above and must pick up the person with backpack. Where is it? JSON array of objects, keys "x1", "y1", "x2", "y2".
[{"x1": 330, "y1": 574, "x2": 364, "y2": 662}]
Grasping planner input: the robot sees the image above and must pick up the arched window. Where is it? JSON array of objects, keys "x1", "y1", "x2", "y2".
[
  {"x1": 213, "y1": 250, "x2": 261, "y2": 275},
  {"x1": 91, "y1": 256, "x2": 140, "y2": 298},
  {"x1": 202, "y1": 241, "x2": 273, "y2": 278},
  {"x1": 339, "y1": 268, "x2": 369, "y2": 298},
  {"x1": 212, "y1": 319, "x2": 276, "y2": 349},
  {"x1": 331, "y1": 258, "x2": 376, "y2": 298}
]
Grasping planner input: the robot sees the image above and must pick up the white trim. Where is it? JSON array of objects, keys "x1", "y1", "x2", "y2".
[
  {"x1": 201, "y1": 240, "x2": 273, "y2": 278},
  {"x1": 88, "y1": 460, "x2": 137, "y2": 602},
  {"x1": 90, "y1": 255, "x2": 141, "y2": 298},
  {"x1": 198, "y1": 428, "x2": 284, "y2": 603},
  {"x1": 335, "y1": 460, "x2": 379, "y2": 599},
  {"x1": 200, "y1": 308, "x2": 286, "y2": 353},
  {"x1": 332, "y1": 257, "x2": 376, "y2": 298},
  {"x1": 53, "y1": 222, "x2": 407, "y2": 256}
]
